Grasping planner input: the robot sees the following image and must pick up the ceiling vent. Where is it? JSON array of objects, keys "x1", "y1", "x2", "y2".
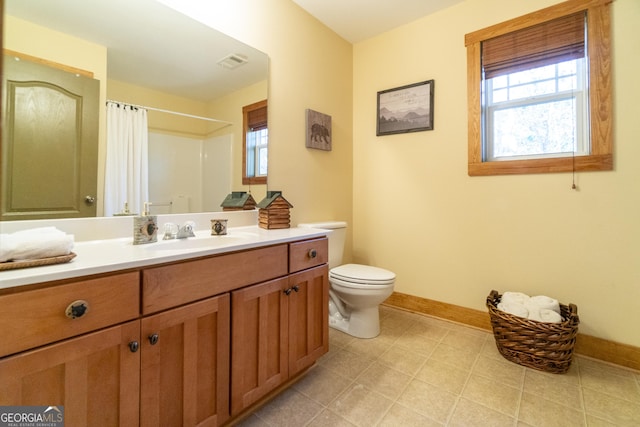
[{"x1": 217, "y1": 54, "x2": 249, "y2": 70}]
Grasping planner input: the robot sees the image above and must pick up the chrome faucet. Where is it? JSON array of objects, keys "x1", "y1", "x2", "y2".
[
  {"x1": 176, "y1": 222, "x2": 196, "y2": 239},
  {"x1": 163, "y1": 221, "x2": 195, "y2": 239}
]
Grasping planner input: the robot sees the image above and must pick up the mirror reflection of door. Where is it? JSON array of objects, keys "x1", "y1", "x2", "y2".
[{"x1": 1, "y1": 52, "x2": 99, "y2": 220}]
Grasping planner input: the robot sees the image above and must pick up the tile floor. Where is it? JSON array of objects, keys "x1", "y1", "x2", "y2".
[{"x1": 237, "y1": 305, "x2": 640, "y2": 427}]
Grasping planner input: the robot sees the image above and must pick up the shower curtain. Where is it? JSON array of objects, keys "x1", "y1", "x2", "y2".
[{"x1": 104, "y1": 102, "x2": 149, "y2": 216}]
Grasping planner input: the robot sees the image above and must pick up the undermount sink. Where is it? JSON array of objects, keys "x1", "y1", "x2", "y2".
[{"x1": 144, "y1": 231, "x2": 258, "y2": 251}]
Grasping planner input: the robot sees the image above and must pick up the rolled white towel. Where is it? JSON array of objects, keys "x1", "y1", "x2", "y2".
[
  {"x1": 528, "y1": 295, "x2": 561, "y2": 315},
  {"x1": 501, "y1": 291, "x2": 530, "y2": 305},
  {"x1": 0, "y1": 227, "x2": 74, "y2": 262},
  {"x1": 497, "y1": 302, "x2": 529, "y2": 319},
  {"x1": 528, "y1": 307, "x2": 563, "y2": 323},
  {"x1": 14, "y1": 226, "x2": 61, "y2": 236}
]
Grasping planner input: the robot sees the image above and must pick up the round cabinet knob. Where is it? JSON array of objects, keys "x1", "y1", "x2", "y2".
[
  {"x1": 65, "y1": 300, "x2": 89, "y2": 319},
  {"x1": 293, "y1": 285, "x2": 300, "y2": 293},
  {"x1": 148, "y1": 334, "x2": 159, "y2": 345},
  {"x1": 284, "y1": 287, "x2": 293, "y2": 296},
  {"x1": 129, "y1": 341, "x2": 139, "y2": 353},
  {"x1": 84, "y1": 195, "x2": 96, "y2": 205},
  {"x1": 308, "y1": 249, "x2": 317, "y2": 259}
]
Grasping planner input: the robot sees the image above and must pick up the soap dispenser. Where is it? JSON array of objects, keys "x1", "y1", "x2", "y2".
[{"x1": 133, "y1": 202, "x2": 158, "y2": 245}]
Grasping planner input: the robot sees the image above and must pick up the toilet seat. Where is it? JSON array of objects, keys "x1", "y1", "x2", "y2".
[{"x1": 329, "y1": 264, "x2": 396, "y2": 288}]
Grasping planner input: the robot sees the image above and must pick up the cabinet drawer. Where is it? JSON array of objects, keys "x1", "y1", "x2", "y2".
[
  {"x1": 0, "y1": 272, "x2": 140, "y2": 358},
  {"x1": 289, "y1": 238, "x2": 328, "y2": 273},
  {"x1": 142, "y1": 244, "x2": 288, "y2": 314}
]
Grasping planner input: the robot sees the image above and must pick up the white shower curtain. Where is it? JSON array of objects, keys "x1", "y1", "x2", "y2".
[{"x1": 104, "y1": 102, "x2": 149, "y2": 216}]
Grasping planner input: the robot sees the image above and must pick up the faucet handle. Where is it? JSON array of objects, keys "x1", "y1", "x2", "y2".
[
  {"x1": 163, "y1": 223, "x2": 178, "y2": 240},
  {"x1": 178, "y1": 221, "x2": 196, "y2": 238},
  {"x1": 182, "y1": 221, "x2": 196, "y2": 237}
]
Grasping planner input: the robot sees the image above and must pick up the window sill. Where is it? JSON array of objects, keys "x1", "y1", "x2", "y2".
[
  {"x1": 242, "y1": 176, "x2": 267, "y2": 185},
  {"x1": 468, "y1": 154, "x2": 613, "y2": 176}
]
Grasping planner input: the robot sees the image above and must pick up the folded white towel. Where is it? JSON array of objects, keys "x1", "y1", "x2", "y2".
[
  {"x1": 497, "y1": 302, "x2": 529, "y2": 319},
  {"x1": 501, "y1": 291, "x2": 530, "y2": 305},
  {"x1": 527, "y1": 307, "x2": 563, "y2": 323},
  {"x1": 528, "y1": 295, "x2": 561, "y2": 315},
  {"x1": 0, "y1": 227, "x2": 74, "y2": 262}
]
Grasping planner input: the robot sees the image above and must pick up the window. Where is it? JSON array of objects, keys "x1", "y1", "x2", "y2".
[
  {"x1": 242, "y1": 100, "x2": 268, "y2": 185},
  {"x1": 486, "y1": 59, "x2": 588, "y2": 161},
  {"x1": 465, "y1": 0, "x2": 612, "y2": 176}
]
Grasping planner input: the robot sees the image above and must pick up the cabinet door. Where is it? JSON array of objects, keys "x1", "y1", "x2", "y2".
[
  {"x1": 288, "y1": 265, "x2": 329, "y2": 376},
  {"x1": 140, "y1": 294, "x2": 230, "y2": 427},
  {"x1": 230, "y1": 277, "x2": 289, "y2": 416},
  {"x1": 0, "y1": 321, "x2": 140, "y2": 427}
]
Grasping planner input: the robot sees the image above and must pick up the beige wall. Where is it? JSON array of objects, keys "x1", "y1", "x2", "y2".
[
  {"x1": 4, "y1": 16, "x2": 107, "y2": 86},
  {"x1": 208, "y1": 80, "x2": 268, "y2": 199},
  {"x1": 353, "y1": 0, "x2": 640, "y2": 347},
  {"x1": 107, "y1": 79, "x2": 211, "y2": 137}
]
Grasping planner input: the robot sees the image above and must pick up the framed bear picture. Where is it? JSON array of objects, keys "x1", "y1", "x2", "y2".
[{"x1": 305, "y1": 109, "x2": 332, "y2": 151}]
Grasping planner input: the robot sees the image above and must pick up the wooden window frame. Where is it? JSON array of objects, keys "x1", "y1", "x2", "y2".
[
  {"x1": 465, "y1": 0, "x2": 613, "y2": 176},
  {"x1": 242, "y1": 99, "x2": 267, "y2": 185}
]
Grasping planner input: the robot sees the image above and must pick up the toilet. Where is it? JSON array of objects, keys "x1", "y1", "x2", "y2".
[{"x1": 298, "y1": 221, "x2": 396, "y2": 338}]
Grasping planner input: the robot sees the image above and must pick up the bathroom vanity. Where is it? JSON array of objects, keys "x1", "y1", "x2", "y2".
[{"x1": 0, "y1": 226, "x2": 329, "y2": 426}]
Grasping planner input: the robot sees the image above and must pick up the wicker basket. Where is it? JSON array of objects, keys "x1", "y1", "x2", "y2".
[{"x1": 486, "y1": 290, "x2": 579, "y2": 374}]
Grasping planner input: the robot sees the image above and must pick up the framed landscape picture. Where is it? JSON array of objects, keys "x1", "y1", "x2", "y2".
[{"x1": 377, "y1": 80, "x2": 434, "y2": 136}]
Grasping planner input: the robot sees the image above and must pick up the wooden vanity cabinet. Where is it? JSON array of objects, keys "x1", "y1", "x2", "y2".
[
  {"x1": 0, "y1": 271, "x2": 140, "y2": 358},
  {"x1": 0, "y1": 321, "x2": 141, "y2": 426},
  {"x1": 230, "y1": 277, "x2": 289, "y2": 414},
  {"x1": 0, "y1": 272, "x2": 141, "y2": 425},
  {"x1": 0, "y1": 236, "x2": 328, "y2": 426},
  {"x1": 141, "y1": 245, "x2": 288, "y2": 315},
  {"x1": 140, "y1": 294, "x2": 230, "y2": 427},
  {"x1": 230, "y1": 238, "x2": 329, "y2": 416},
  {"x1": 287, "y1": 265, "x2": 329, "y2": 376},
  {"x1": 137, "y1": 244, "x2": 290, "y2": 425}
]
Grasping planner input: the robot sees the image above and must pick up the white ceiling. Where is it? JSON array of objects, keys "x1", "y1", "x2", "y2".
[
  {"x1": 5, "y1": 0, "x2": 268, "y2": 102},
  {"x1": 292, "y1": 0, "x2": 466, "y2": 43},
  {"x1": 6, "y1": 0, "x2": 464, "y2": 102}
]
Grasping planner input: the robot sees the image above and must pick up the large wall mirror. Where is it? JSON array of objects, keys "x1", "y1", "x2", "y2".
[{"x1": 2, "y1": 0, "x2": 269, "y2": 220}]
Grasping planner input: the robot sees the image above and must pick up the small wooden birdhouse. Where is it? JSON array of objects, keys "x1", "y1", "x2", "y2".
[
  {"x1": 257, "y1": 191, "x2": 293, "y2": 229},
  {"x1": 220, "y1": 191, "x2": 257, "y2": 211}
]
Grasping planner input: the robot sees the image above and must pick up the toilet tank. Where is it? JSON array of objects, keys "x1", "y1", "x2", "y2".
[{"x1": 298, "y1": 221, "x2": 347, "y2": 269}]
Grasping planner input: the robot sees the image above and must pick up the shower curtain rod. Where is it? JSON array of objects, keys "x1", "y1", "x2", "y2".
[{"x1": 106, "y1": 99, "x2": 233, "y2": 125}]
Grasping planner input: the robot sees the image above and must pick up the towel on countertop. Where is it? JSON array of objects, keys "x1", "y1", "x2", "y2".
[
  {"x1": 0, "y1": 227, "x2": 74, "y2": 262},
  {"x1": 497, "y1": 291, "x2": 563, "y2": 323}
]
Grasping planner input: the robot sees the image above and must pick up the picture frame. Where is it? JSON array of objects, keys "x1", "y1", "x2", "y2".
[
  {"x1": 377, "y1": 79, "x2": 434, "y2": 136},
  {"x1": 305, "y1": 109, "x2": 332, "y2": 151}
]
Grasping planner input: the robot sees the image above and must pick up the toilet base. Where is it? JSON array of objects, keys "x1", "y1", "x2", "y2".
[{"x1": 328, "y1": 299, "x2": 381, "y2": 339}]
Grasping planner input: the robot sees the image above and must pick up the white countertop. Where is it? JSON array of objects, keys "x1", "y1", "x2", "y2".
[{"x1": 0, "y1": 226, "x2": 329, "y2": 290}]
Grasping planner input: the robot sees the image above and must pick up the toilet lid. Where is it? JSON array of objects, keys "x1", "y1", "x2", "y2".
[{"x1": 330, "y1": 264, "x2": 396, "y2": 285}]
